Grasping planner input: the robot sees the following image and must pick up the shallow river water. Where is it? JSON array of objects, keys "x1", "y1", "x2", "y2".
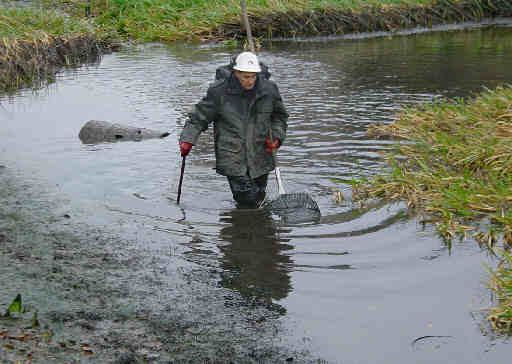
[{"x1": 2, "y1": 20, "x2": 512, "y2": 363}]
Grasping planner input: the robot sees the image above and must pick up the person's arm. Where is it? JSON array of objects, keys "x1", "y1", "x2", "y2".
[
  {"x1": 270, "y1": 83, "x2": 288, "y2": 145},
  {"x1": 179, "y1": 87, "x2": 219, "y2": 146}
]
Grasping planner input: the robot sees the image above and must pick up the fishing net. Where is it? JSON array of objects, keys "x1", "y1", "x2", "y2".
[
  {"x1": 263, "y1": 191, "x2": 321, "y2": 224},
  {"x1": 263, "y1": 164, "x2": 321, "y2": 225}
]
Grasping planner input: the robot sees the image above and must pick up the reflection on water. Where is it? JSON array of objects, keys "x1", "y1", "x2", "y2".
[
  {"x1": 218, "y1": 209, "x2": 293, "y2": 303},
  {"x1": 1, "y1": 22, "x2": 512, "y2": 364}
]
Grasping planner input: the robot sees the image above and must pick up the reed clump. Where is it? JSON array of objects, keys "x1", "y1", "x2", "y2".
[
  {"x1": 352, "y1": 85, "x2": 512, "y2": 333},
  {"x1": 354, "y1": 85, "x2": 512, "y2": 247},
  {"x1": 0, "y1": 6, "x2": 118, "y2": 92},
  {"x1": 487, "y1": 250, "x2": 512, "y2": 335}
]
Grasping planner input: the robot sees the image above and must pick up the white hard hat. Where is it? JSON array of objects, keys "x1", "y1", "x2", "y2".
[{"x1": 233, "y1": 52, "x2": 261, "y2": 73}]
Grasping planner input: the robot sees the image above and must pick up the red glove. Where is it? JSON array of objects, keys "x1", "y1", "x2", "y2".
[
  {"x1": 266, "y1": 138, "x2": 280, "y2": 153},
  {"x1": 179, "y1": 141, "x2": 193, "y2": 157}
]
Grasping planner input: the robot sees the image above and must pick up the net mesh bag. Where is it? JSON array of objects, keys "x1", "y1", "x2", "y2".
[{"x1": 263, "y1": 191, "x2": 321, "y2": 224}]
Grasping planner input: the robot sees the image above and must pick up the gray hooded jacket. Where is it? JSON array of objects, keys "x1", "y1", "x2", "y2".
[{"x1": 179, "y1": 73, "x2": 288, "y2": 178}]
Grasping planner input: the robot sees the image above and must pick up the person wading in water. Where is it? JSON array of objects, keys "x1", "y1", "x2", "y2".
[{"x1": 179, "y1": 52, "x2": 288, "y2": 209}]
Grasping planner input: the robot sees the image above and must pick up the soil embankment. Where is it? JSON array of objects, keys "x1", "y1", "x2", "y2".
[
  {"x1": 2, "y1": 0, "x2": 512, "y2": 92},
  {"x1": 0, "y1": 33, "x2": 118, "y2": 92},
  {"x1": 218, "y1": 0, "x2": 512, "y2": 40}
]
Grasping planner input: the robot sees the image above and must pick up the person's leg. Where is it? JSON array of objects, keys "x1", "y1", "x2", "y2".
[
  {"x1": 227, "y1": 174, "x2": 268, "y2": 209},
  {"x1": 253, "y1": 173, "x2": 269, "y2": 206}
]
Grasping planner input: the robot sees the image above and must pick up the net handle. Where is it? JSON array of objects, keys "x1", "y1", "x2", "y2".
[{"x1": 269, "y1": 128, "x2": 286, "y2": 195}]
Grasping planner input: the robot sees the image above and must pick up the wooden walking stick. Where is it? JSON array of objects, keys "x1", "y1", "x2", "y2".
[{"x1": 177, "y1": 155, "x2": 186, "y2": 204}]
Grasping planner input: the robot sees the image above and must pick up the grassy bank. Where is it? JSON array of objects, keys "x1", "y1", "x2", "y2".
[
  {"x1": 222, "y1": 0, "x2": 512, "y2": 40},
  {"x1": 44, "y1": 0, "x2": 512, "y2": 42},
  {"x1": 44, "y1": 0, "x2": 435, "y2": 42},
  {"x1": 0, "y1": 4, "x2": 118, "y2": 92},
  {"x1": 1, "y1": 0, "x2": 511, "y2": 91},
  {"x1": 351, "y1": 85, "x2": 512, "y2": 334}
]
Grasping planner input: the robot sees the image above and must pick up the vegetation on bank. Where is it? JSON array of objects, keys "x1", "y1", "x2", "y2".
[
  {"x1": 1, "y1": 0, "x2": 511, "y2": 91},
  {"x1": 41, "y1": 0, "x2": 435, "y2": 42},
  {"x1": 0, "y1": 5, "x2": 118, "y2": 91},
  {"x1": 221, "y1": 0, "x2": 512, "y2": 40},
  {"x1": 487, "y1": 250, "x2": 512, "y2": 334},
  {"x1": 43, "y1": 0, "x2": 512, "y2": 42},
  {"x1": 351, "y1": 85, "x2": 512, "y2": 334}
]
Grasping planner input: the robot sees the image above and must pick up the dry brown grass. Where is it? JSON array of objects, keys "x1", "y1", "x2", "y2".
[
  {"x1": 355, "y1": 86, "x2": 512, "y2": 244},
  {"x1": 353, "y1": 85, "x2": 512, "y2": 335}
]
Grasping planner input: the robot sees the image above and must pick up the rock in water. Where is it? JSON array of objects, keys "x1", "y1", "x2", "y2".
[{"x1": 79, "y1": 120, "x2": 170, "y2": 144}]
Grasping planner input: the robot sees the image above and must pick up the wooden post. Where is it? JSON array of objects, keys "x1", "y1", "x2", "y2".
[
  {"x1": 85, "y1": 1, "x2": 92, "y2": 18},
  {"x1": 239, "y1": 0, "x2": 255, "y2": 52}
]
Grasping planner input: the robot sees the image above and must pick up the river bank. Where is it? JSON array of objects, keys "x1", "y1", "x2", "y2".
[
  {"x1": 0, "y1": 2, "x2": 123, "y2": 93},
  {"x1": 219, "y1": 0, "x2": 512, "y2": 40},
  {"x1": 44, "y1": 0, "x2": 512, "y2": 42},
  {"x1": 2, "y1": 0, "x2": 512, "y2": 92}
]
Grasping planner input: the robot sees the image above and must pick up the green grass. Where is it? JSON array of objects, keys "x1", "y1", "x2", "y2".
[
  {"x1": 5, "y1": 0, "x2": 511, "y2": 43},
  {"x1": 0, "y1": 5, "x2": 114, "y2": 91},
  {"x1": 0, "y1": 6, "x2": 95, "y2": 39},
  {"x1": 40, "y1": 0, "x2": 436, "y2": 42}
]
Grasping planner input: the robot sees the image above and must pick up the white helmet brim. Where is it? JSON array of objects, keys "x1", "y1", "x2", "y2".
[{"x1": 233, "y1": 51, "x2": 262, "y2": 73}]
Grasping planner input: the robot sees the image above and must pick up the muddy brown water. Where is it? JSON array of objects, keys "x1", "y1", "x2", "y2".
[{"x1": 2, "y1": 20, "x2": 512, "y2": 363}]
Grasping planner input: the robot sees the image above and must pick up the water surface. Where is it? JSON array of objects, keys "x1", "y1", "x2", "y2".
[{"x1": 2, "y1": 21, "x2": 512, "y2": 363}]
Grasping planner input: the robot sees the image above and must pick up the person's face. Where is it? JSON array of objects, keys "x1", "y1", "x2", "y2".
[{"x1": 234, "y1": 71, "x2": 257, "y2": 91}]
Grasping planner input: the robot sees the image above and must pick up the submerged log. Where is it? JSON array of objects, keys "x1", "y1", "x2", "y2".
[{"x1": 79, "y1": 120, "x2": 170, "y2": 144}]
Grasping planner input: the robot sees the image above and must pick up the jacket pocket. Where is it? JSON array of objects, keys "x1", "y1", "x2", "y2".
[
  {"x1": 215, "y1": 136, "x2": 243, "y2": 175},
  {"x1": 217, "y1": 136, "x2": 242, "y2": 153},
  {"x1": 255, "y1": 98, "x2": 273, "y2": 114}
]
